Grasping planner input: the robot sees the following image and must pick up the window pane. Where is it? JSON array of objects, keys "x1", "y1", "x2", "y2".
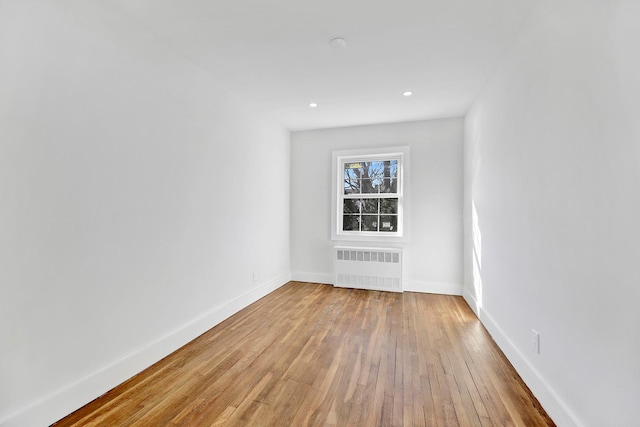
[
  {"x1": 379, "y1": 159, "x2": 398, "y2": 193},
  {"x1": 343, "y1": 199, "x2": 360, "y2": 214},
  {"x1": 363, "y1": 199, "x2": 378, "y2": 213},
  {"x1": 368, "y1": 161, "x2": 385, "y2": 190},
  {"x1": 380, "y1": 198, "x2": 398, "y2": 214},
  {"x1": 379, "y1": 215, "x2": 397, "y2": 232},
  {"x1": 344, "y1": 163, "x2": 364, "y2": 195},
  {"x1": 343, "y1": 215, "x2": 360, "y2": 231},
  {"x1": 343, "y1": 167, "x2": 360, "y2": 194},
  {"x1": 360, "y1": 178, "x2": 378, "y2": 194},
  {"x1": 362, "y1": 215, "x2": 378, "y2": 231}
]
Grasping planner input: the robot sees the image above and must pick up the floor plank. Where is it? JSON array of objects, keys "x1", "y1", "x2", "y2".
[{"x1": 53, "y1": 282, "x2": 555, "y2": 426}]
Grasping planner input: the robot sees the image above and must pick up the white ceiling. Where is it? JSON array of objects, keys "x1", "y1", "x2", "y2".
[{"x1": 113, "y1": 0, "x2": 534, "y2": 131}]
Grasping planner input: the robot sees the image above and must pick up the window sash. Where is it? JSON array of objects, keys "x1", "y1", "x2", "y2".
[{"x1": 342, "y1": 159, "x2": 399, "y2": 196}]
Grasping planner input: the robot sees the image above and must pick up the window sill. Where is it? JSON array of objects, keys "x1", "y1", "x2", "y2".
[{"x1": 331, "y1": 232, "x2": 408, "y2": 244}]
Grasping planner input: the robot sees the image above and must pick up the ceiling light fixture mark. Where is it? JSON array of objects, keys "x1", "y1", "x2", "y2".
[
  {"x1": 403, "y1": 91, "x2": 413, "y2": 97},
  {"x1": 309, "y1": 102, "x2": 318, "y2": 108},
  {"x1": 329, "y1": 37, "x2": 347, "y2": 49}
]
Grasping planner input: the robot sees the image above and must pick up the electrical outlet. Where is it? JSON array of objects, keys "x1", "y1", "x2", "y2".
[
  {"x1": 252, "y1": 271, "x2": 258, "y2": 282},
  {"x1": 531, "y1": 329, "x2": 540, "y2": 354}
]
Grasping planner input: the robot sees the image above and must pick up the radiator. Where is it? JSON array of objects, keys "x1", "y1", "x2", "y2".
[{"x1": 333, "y1": 246, "x2": 403, "y2": 292}]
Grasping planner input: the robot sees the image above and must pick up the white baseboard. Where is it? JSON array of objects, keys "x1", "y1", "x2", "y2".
[
  {"x1": 291, "y1": 271, "x2": 333, "y2": 285},
  {"x1": 290, "y1": 273, "x2": 463, "y2": 296},
  {"x1": 403, "y1": 280, "x2": 462, "y2": 295},
  {"x1": 1, "y1": 272, "x2": 291, "y2": 427},
  {"x1": 462, "y1": 286, "x2": 584, "y2": 427}
]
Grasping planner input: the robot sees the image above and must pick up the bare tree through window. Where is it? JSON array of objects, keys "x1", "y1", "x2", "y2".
[{"x1": 343, "y1": 160, "x2": 398, "y2": 232}]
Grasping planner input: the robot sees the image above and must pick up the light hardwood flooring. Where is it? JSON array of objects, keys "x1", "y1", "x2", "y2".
[{"x1": 54, "y1": 281, "x2": 554, "y2": 426}]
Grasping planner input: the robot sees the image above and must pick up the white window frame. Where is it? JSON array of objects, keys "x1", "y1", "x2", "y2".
[{"x1": 331, "y1": 146, "x2": 410, "y2": 243}]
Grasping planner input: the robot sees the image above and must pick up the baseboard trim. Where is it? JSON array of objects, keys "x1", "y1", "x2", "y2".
[
  {"x1": 1, "y1": 272, "x2": 292, "y2": 427},
  {"x1": 403, "y1": 280, "x2": 462, "y2": 295},
  {"x1": 462, "y1": 286, "x2": 584, "y2": 427},
  {"x1": 291, "y1": 271, "x2": 333, "y2": 285}
]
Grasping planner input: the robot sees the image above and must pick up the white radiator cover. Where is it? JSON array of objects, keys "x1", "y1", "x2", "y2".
[{"x1": 333, "y1": 246, "x2": 403, "y2": 292}]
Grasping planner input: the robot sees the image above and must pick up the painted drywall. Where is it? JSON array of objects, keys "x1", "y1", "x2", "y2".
[
  {"x1": 463, "y1": 0, "x2": 640, "y2": 425},
  {"x1": 0, "y1": 2, "x2": 290, "y2": 425},
  {"x1": 291, "y1": 119, "x2": 463, "y2": 294}
]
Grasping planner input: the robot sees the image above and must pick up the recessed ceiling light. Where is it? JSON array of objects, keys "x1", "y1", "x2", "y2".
[
  {"x1": 309, "y1": 102, "x2": 318, "y2": 108},
  {"x1": 403, "y1": 91, "x2": 413, "y2": 97}
]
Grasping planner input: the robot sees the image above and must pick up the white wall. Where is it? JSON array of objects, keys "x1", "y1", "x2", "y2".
[
  {"x1": 463, "y1": 0, "x2": 640, "y2": 426},
  {"x1": 291, "y1": 119, "x2": 463, "y2": 294},
  {"x1": 0, "y1": 2, "x2": 290, "y2": 426}
]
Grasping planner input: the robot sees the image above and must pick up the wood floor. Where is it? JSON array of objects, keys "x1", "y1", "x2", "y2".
[{"x1": 54, "y1": 282, "x2": 554, "y2": 426}]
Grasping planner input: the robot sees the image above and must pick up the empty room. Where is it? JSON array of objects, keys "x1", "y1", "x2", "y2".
[{"x1": 1, "y1": 0, "x2": 639, "y2": 426}]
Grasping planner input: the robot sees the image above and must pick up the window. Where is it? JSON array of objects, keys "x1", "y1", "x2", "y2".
[
  {"x1": 332, "y1": 147, "x2": 409, "y2": 241},
  {"x1": 342, "y1": 159, "x2": 399, "y2": 232}
]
